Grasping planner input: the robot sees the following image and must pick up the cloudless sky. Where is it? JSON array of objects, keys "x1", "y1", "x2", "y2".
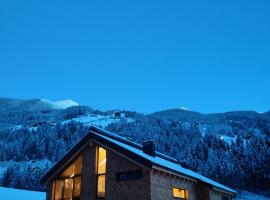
[{"x1": 0, "y1": 0, "x2": 269, "y2": 113}]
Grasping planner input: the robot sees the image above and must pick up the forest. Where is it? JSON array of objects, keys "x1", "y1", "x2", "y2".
[{"x1": 0, "y1": 102, "x2": 269, "y2": 196}]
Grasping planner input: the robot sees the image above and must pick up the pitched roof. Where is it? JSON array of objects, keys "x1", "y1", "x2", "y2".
[{"x1": 41, "y1": 126, "x2": 236, "y2": 195}]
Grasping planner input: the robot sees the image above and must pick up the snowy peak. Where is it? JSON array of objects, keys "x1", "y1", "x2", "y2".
[
  {"x1": 41, "y1": 99, "x2": 79, "y2": 109},
  {"x1": 0, "y1": 98, "x2": 79, "y2": 112},
  {"x1": 179, "y1": 106, "x2": 190, "y2": 111}
]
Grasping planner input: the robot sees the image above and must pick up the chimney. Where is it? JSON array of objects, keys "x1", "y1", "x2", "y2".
[{"x1": 143, "y1": 141, "x2": 155, "y2": 157}]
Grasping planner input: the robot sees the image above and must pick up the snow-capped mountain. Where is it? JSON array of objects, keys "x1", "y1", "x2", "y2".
[
  {"x1": 0, "y1": 98, "x2": 79, "y2": 111},
  {"x1": 40, "y1": 99, "x2": 79, "y2": 109}
]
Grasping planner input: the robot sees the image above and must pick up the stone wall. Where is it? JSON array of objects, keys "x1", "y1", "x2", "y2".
[
  {"x1": 106, "y1": 150, "x2": 151, "y2": 200},
  {"x1": 195, "y1": 184, "x2": 211, "y2": 200},
  {"x1": 80, "y1": 145, "x2": 97, "y2": 200},
  {"x1": 150, "y1": 170, "x2": 198, "y2": 200},
  {"x1": 210, "y1": 190, "x2": 234, "y2": 200},
  {"x1": 149, "y1": 169, "x2": 236, "y2": 200}
]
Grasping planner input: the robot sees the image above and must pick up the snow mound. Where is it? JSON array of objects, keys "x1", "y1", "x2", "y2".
[
  {"x1": 0, "y1": 187, "x2": 45, "y2": 200},
  {"x1": 41, "y1": 99, "x2": 79, "y2": 109}
]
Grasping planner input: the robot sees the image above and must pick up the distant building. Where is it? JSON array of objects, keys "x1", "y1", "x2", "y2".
[{"x1": 41, "y1": 126, "x2": 236, "y2": 200}]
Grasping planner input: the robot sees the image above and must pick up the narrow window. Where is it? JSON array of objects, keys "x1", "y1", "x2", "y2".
[
  {"x1": 172, "y1": 187, "x2": 188, "y2": 199},
  {"x1": 97, "y1": 147, "x2": 107, "y2": 198}
]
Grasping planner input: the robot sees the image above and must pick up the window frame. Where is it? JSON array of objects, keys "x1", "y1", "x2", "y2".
[{"x1": 172, "y1": 187, "x2": 188, "y2": 200}]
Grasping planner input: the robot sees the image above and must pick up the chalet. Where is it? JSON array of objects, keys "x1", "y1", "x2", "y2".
[{"x1": 40, "y1": 126, "x2": 237, "y2": 200}]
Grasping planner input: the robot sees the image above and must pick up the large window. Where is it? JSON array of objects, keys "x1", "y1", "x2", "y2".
[
  {"x1": 172, "y1": 187, "x2": 188, "y2": 199},
  {"x1": 52, "y1": 155, "x2": 83, "y2": 200},
  {"x1": 96, "y1": 147, "x2": 107, "y2": 198}
]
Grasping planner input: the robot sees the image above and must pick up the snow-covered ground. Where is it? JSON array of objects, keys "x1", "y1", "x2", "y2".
[
  {"x1": 62, "y1": 114, "x2": 134, "y2": 128},
  {"x1": 0, "y1": 187, "x2": 45, "y2": 200},
  {"x1": 236, "y1": 190, "x2": 270, "y2": 200},
  {"x1": 0, "y1": 187, "x2": 269, "y2": 200}
]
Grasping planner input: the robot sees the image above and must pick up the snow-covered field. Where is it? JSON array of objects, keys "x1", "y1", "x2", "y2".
[
  {"x1": 0, "y1": 187, "x2": 45, "y2": 200},
  {"x1": 0, "y1": 187, "x2": 269, "y2": 200}
]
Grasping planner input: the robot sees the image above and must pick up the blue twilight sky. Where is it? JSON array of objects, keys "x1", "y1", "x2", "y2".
[{"x1": 0, "y1": 0, "x2": 269, "y2": 113}]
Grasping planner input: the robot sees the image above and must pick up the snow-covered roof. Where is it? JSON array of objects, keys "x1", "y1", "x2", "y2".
[{"x1": 91, "y1": 126, "x2": 236, "y2": 194}]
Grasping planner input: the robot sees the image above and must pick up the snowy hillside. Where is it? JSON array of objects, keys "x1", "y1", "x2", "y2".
[
  {"x1": 0, "y1": 97, "x2": 131, "y2": 131},
  {"x1": 0, "y1": 98, "x2": 79, "y2": 112},
  {"x1": 0, "y1": 187, "x2": 45, "y2": 200},
  {"x1": 236, "y1": 191, "x2": 270, "y2": 200},
  {"x1": 62, "y1": 114, "x2": 133, "y2": 128}
]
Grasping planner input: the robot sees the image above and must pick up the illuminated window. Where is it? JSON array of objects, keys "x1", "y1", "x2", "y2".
[
  {"x1": 97, "y1": 147, "x2": 107, "y2": 198},
  {"x1": 52, "y1": 155, "x2": 83, "y2": 200},
  {"x1": 172, "y1": 187, "x2": 188, "y2": 199}
]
